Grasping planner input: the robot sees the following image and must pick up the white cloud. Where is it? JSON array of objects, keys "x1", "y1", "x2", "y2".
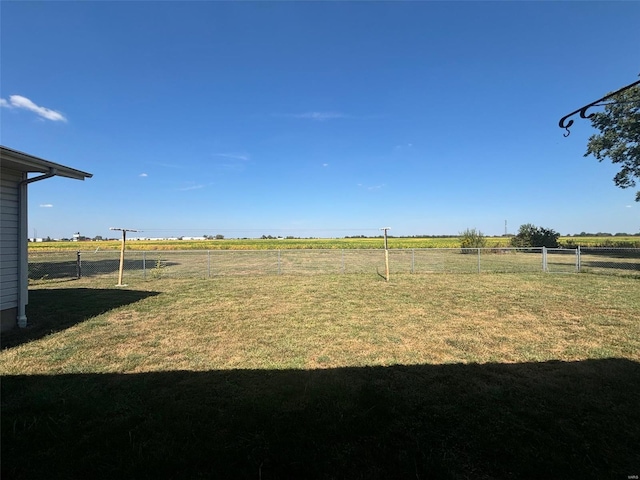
[
  {"x1": 39, "y1": 204, "x2": 54, "y2": 208},
  {"x1": 322, "y1": 163, "x2": 329, "y2": 167},
  {"x1": 139, "y1": 173, "x2": 148, "y2": 177},
  {"x1": 625, "y1": 205, "x2": 632, "y2": 208},
  {"x1": 0, "y1": 95, "x2": 67, "y2": 122}
]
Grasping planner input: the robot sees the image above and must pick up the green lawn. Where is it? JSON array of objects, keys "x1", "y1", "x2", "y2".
[{"x1": 2, "y1": 273, "x2": 639, "y2": 479}]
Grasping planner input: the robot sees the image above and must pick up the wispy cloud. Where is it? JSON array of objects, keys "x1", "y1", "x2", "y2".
[
  {"x1": 0, "y1": 95, "x2": 67, "y2": 122},
  {"x1": 357, "y1": 183, "x2": 385, "y2": 191},
  {"x1": 322, "y1": 163, "x2": 329, "y2": 167},
  {"x1": 213, "y1": 153, "x2": 250, "y2": 161},
  {"x1": 274, "y1": 111, "x2": 383, "y2": 121},
  {"x1": 625, "y1": 205, "x2": 632, "y2": 208},
  {"x1": 276, "y1": 111, "x2": 349, "y2": 121},
  {"x1": 178, "y1": 183, "x2": 205, "y2": 191},
  {"x1": 139, "y1": 173, "x2": 148, "y2": 177},
  {"x1": 394, "y1": 143, "x2": 413, "y2": 151},
  {"x1": 39, "y1": 204, "x2": 54, "y2": 208},
  {"x1": 212, "y1": 153, "x2": 250, "y2": 173}
]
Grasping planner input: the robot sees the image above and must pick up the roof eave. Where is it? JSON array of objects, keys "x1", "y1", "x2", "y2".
[{"x1": 0, "y1": 145, "x2": 93, "y2": 180}]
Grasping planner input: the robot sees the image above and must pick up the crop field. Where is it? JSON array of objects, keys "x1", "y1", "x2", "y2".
[
  {"x1": 2, "y1": 273, "x2": 639, "y2": 479},
  {"x1": 28, "y1": 236, "x2": 504, "y2": 251}
]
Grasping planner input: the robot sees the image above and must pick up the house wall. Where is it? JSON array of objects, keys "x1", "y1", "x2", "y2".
[{"x1": 1, "y1": 168, "x2": 23, "y2": 331}]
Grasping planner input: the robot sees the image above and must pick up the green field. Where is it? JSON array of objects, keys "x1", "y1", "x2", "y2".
[
  {"x1": 2, "y1": 273, "x2": 639, "y2": 478},
  {"x1": 27, "y1": 235, "x2": 640, "y2": 252}
]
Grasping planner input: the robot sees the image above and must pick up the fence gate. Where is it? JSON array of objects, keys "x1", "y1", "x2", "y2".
[{"x1": 545, "y1": 248, "x2": 578, "y2": 273}]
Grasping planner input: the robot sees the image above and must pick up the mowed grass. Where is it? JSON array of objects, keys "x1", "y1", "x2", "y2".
[
  {"x1": 4, "y1": 274, "x2": 640, "y2": 371},
  {"x1": 2, "y1": 273, "x2": 640, "y2": 479}
]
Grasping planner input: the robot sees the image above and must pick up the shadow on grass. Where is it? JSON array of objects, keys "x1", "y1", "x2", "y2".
[
  {"x1": 2, "y1": 359, "x2": 639, "y2": 479},
  {"x1": 1, "y1": 288, "x2": 160, "y2": 350},
  {"x1": 29, "y1": 259, "x2": 179, "y2": 280},
  {"x1": 581, "y1": 260, "x2": 640, "y2": 272}
]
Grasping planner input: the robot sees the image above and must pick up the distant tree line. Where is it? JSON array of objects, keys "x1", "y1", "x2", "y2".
[
  {"x1": 568, "y1": 232, "x2": 640, "y2": 237},
  {"x1": 30, "y1": 231, "x2": 640, "y2": 243}
]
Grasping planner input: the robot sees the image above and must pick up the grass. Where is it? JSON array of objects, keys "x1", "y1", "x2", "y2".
[{"x1": 2, "y1": 273, "x2": 640, "y2": 478}]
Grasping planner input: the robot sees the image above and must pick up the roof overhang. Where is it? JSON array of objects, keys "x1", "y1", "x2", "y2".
[{"x1": 0, "y1": 145, "x2": 93, "y2": 180}]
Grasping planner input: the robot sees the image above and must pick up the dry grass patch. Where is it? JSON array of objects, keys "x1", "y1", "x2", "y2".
[{"x1": 2, "y1": 272, "x2": 638, "y2": 375}]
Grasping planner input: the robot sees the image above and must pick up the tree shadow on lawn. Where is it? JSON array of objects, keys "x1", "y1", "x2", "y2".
[
  {"x1": 2, "y1": 358, "x2": 639, "y2": 479},
  {"x1": 1, "y1": 288, "x2": 160, "y2": 350}
]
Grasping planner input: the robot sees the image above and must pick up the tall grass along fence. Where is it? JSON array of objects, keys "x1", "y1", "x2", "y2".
[{"x1": 28, "y1": 247, "x2": 640, "y2": 281}]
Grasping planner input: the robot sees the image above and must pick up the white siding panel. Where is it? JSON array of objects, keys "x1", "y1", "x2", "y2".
[
  {"x1": 0, "y1": 288, "x2": 19, "y2": 310},
  {"x1": 1, "y1": 263, "x2": 19, "y2": 274},
  {"x1": 0, "y1": 219, "x2": 19, "y2": 229},
  {"x1": 0, "y1": 236, "x2": 19, "y2": 248},
  {"x1": 1, "y1": 168, "x2": 21, "y2": 311}
]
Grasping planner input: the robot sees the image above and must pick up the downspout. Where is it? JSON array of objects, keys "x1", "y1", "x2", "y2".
[{"x1": 17, "y1": 168, "x2": 57, "y2": 328}]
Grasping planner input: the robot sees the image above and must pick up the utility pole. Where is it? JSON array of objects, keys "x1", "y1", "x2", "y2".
[
  {"x1": 110, "y1": 227, "x2": 139, "y2": 286},
  {"x1": 380, "y1": 227, "x2": 390, "y2": 282}
]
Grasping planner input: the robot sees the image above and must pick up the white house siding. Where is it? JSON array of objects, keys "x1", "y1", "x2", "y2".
[{"x1": 1, "y1": 168, "x2": 23, "y2": 329}]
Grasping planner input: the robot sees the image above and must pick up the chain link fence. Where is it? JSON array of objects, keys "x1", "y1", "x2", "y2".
[{"x1": 28, "y1": 247, "x2": 640, "y2": 281}]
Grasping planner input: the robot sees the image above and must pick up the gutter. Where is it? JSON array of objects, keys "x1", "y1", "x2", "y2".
[
  {"x1": 16, "y1": 168, "x2": 59, "y2": 328},
  {"x1": 21, "y1": 168, "x2": 58, "y2": 185}
]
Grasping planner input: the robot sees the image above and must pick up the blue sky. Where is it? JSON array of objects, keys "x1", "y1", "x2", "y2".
[{"x1": 2, "y1": 1, "x2": 639, "y2": 239}]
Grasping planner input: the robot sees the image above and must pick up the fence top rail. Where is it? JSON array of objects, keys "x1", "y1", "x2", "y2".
[
  {"x1": 69, "y1": 247, "x2": 547, "y2": 254},
  {"x1": 578, "y1": 247, "x2": 640, "y2": 250}
]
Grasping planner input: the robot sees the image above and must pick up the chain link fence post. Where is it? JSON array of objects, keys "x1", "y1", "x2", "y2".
[
  {"x1": 542, "y1": 246, "x2": 548, "y2": 272},
  {"x1": 411, "y1": 248, "x2": 415, "y2": 274},
  {"x1": 76, "y1": 251, "x2": 81, "y2": 279},
  {"x1": 576, "y1": 245, "x2": 581, "y2": 272}
]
